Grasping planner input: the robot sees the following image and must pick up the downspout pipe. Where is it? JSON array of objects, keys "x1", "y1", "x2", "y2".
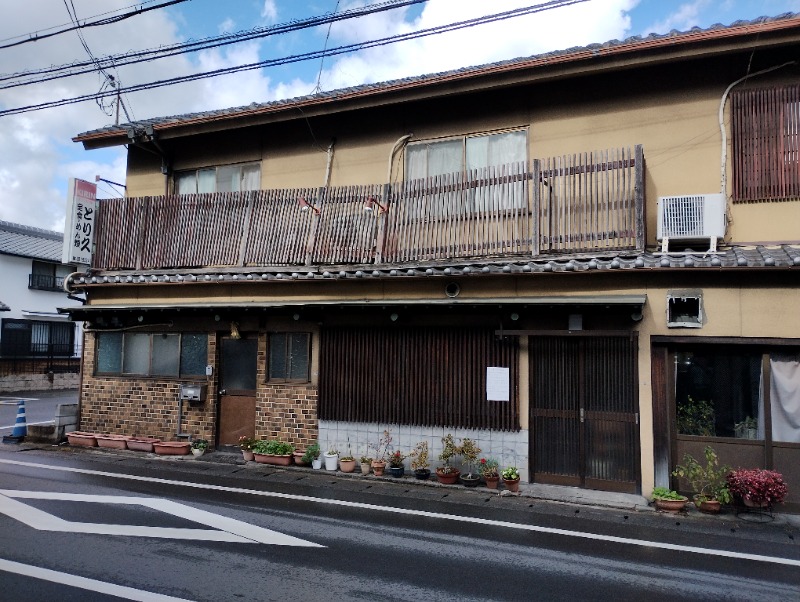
[
  {"x1": 323, "y1": 138, "x2": 336, "y2": 188},
  {"x1": 387, "y1": 133, "x2": 413, "y2": 183},
  {"x1": 718, "y1": 61, "x2": 795, "y2": 200}
]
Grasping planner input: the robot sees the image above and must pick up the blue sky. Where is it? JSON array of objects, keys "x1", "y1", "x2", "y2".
[{"x1": 1, "y1": 0, "x2": 799, "y2": 230}]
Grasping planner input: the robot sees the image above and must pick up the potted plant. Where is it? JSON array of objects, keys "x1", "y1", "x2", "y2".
[
  {"x1": 651, "y1": 486, "x2": 688, "y2": 512},
  {"x1": 501, "y1": 466, "x2": 520, "y2": 492},
  {"x1": 458, "y1": 438, "x2": 482, "y2": 487},
  {"x1": 479, "y1": 457, "x2": 500, "y2": 489},
  {"x1": 238, "y1": 436, "x2": 257, "y2": 462},
  {"x1": 677, "y1": 396, "x2": 715, "y2": 436},
  {"x1": 302, "y1": 442, "x2": 322, "y2": 469},
  {"x1": 252, "y1": 440, "x2": 294, "y2": 465},
  {"x1": 671, "y1": 445, "x2": 732, "y2": 513},
  {"x1": 359, "y1": 455, "x2": 372, "y2": 475},
  {"x1": 190, "y1": 438, "x2": 208, "y2": 457},
  {"x1": 388, "y1": 450, "x2": 406, "y2": 478},
  {"x1": 409, "y1": 440, "x2": 430, "y2": 480},
  {"x1": 734, "y1": 416, "x2": 759, "y2": 440},
  {"x1": 324, "y1": 446, "x2": 339, "y2": 471},
  {"x1": 370, "y1": 430, "x2": 392, "y2": 476},
  {"x1": 726, "y1": 468, "x2": 788, "y2": 509},
  {"x1": 436, "y1": 433, "x2": 460, "y2": 484},
  {"x1": 339, "y1": 440, "x2": 356, "y2": 473}
]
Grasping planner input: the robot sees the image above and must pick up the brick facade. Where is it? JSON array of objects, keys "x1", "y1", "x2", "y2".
[{"x1": 79, "y1": 331, "x2": 318, "y2": 449}]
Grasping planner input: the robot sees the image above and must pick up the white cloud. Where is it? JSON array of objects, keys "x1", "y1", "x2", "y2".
[
  {"x1": 219, "y1": 17, "x2": 236, "y2": 34},
  {"x1": 261, "y1": 0, "x2": 278, "y2": 23},
  {"x1": 645, "y1": 0, "x2": 712, "y2": 33}
]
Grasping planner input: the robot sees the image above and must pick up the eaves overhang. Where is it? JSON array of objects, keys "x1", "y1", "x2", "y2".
[
  {"x1": 64, "y1": 246, "x2": 800, "y2": 291},
  {"x1": 60, "y1": 294, "x2": 647, "y2": 322},
  {"x1": 73, "y1": 14, "x2": 800, "y2": 149}
]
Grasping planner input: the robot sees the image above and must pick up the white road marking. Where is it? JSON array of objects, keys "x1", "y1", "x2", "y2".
[
  {"x1": 0, "y1": 558, "x2": 194, "y2": 602},
  {"x1": 0, "y1": 458, "x2": 798, "y2": 567},
  {"x1": 0, "y1": 489, "x2": 321, "y2": 547}
]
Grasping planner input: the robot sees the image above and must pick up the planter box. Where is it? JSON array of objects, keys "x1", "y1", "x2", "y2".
[
  {"x1": 153, "y1": 442, "x2": 191, "y2": 456},
  {"x1": 127, "y1": 438, "x2": 161, "y2": 453},
  {"x1": 96, "y1": 435, "x2": 130, "y2": 450},
  {"x1": 253, "y1": 453, "x2": 293, "y2": 466},
  {"x1": 66, "y1": 432, "x2": 97, "y2": 447}
]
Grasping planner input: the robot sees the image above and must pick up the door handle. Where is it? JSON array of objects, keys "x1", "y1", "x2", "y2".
[
  {"x1": 580, "y1": 408, "x2": 585, "y2": 423},
  {"x1": 219, "y1": 389, "x2": 226, "y2": 395}
]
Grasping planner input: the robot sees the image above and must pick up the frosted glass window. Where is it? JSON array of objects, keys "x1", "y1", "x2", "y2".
[
  {"x1": 289, "y1": 333, "x2": 310, "y2": 381},
  {"x1": 175, "y1": 164, "x2": 259, "y2": 194},
  {"x1": 152, "y1": 334, "x2": 179, "y2": 376},
  {"x1": 269, "y1": 332, "x2": 310, "y2": 382},
  {"x1": 96, "y1": 333, "x2": 122, "y2": 374},
  {"x1": 123, "y1": 333, "x2": 150, "y2": 375},
  {"x1": 181, "y1": 334, "x2": 207, "y2": 376}
]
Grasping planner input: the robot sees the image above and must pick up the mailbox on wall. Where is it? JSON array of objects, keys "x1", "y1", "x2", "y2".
[{"x1": 179, "y1": 384, "x2": 207, "y2": 406}]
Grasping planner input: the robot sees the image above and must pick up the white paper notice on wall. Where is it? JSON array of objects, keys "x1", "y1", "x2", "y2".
[{"x1": 486, "y1": 367, "x2": 510, "y2": 402}]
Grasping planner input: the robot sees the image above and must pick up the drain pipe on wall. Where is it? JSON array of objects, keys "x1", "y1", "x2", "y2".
[
  {"x1": 323, "y1": 138, "x2": 336, "y2": 187},
  {"x1": 387, "y1": 134, "x2": 413, "y2": 182},
  {"x1": 718, "y1": 61, "x2": 796, "y2": 200}
]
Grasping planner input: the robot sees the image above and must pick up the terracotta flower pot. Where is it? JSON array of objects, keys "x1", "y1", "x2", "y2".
[
  {"x1": 371, "y1": 460, "x2": 386, "y2": 476},
  {"x1": 339, "y1": 458, "x2": 357, "y2": 473},
  {"x1": 153, "y1": 442, "x2": 191, "y2": 455},
  {"x1": 127, "y1": 438, "x2": 161, "y2": 452},
  {"x1": 693, "y1": 496, "x2": 721, "y2": 514},
  {"x1": 503, "y1": 477, "x2": 520, "y2": 493},
  {"x1": 436, "y1": 468, "x2": 460, "y2": 485},
  {"x1": 654, "y1": 497, "x2": 688, "y2": 513},
  {"x1": 484, "y1": 475, "x2": 500, "y2": 489},
  {"x1": 95, "y1": 435, "x2": 129, "y2": 450},
  {"x1": 293, "y1": 451, "x2": 309, "y2": 466},
  {"x1": 67, "y1": 432, "x2": 97, "y2": 447}
]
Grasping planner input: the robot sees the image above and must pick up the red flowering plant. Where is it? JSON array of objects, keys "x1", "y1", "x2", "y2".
[
  {"x1": 479, "y1": 457, "x2": 499, "y2": 479},
  {"x1": 388, "y1": 450, "x2": 406, "y2": 468},
  {"x1": 726, "y1": 468, "x2": 788, "y2": 506}
]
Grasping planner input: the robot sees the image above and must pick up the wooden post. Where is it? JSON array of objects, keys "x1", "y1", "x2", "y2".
[
  {"x1": 531, "y1": 159, "x2": 540, "y2": 257},
  {"x1": 237, "y1": 191, "x2": 254, "y2": 267},
  {"x1": 634, "y1": 144, "x2": 645, "y2": 251},
  {"x1": 304, "y1": 187, "x2": 325, "y2": 266}
]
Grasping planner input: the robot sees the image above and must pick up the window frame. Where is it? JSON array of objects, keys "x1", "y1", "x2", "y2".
[
  {"x1": 267, "y1": 331, "x2": 311, "y2": 384},
  {"x1": 95, "y1": 331, "x2": 208, "y2": 378},
  {"x1": 174, "y1": 162, "x2": 261, "y2": 195}
]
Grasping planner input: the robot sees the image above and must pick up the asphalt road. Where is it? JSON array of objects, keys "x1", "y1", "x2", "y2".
[
  {"x1": 0, "y1": 445, "x2": 798, "y2": 601},
  {"x1": 0, "y1": 389, "x2": 78, "y2": 434}
]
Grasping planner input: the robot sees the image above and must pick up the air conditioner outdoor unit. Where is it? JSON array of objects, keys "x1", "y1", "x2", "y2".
[{"x1": 656, "y1": 193, "x2": 726, "y2": 254}]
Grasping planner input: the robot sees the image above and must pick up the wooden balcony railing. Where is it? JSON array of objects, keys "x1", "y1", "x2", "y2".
[{"x1": 92, "y1": 145, "x2": 644, "y2": 271}]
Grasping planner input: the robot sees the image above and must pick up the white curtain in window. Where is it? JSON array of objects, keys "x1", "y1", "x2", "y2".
[
  {"x1": 241, "y1": 164, "x2": 261, "y2": 191},
  {"x1": 197, "y1": 169, "x2": 216, "y2": 193},
  {"x1": 175, "y1": 172, "x2": 196, "y2": 195},
  {"x1": 467, "y1": 131, "x2": 527, "y2": 211},
  {"x1": 770, "y1": 353, "x2": 800, "y2": 443},
  {"x1": 216, "y1": 165, "x2": 239, "y2": 193}
]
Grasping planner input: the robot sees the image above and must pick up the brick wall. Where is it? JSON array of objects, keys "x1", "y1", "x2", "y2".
[
  {"x1": 79, "y1": 331, "x2": 318, "y2": 448},
  {"x1": 79, "y1": 332, "x2": 216, "y2": 443}
]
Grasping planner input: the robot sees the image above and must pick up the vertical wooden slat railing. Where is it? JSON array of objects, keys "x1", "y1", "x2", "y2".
[
  {"x1": 90, "y1": 145, "x2": 644, "y2": 270},
  {"x1": 536, "y1": 145, "x2": 643, "y2": 254},
  {"x1": 310, "y1": 184, "x2": 383, "y2": 264},
  {"x1": 382, "y1": 162, "x2": 532, "y2": 263}
]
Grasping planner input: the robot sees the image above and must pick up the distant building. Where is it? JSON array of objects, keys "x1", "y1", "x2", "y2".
[{"x1": 0, "y1": 220, "x2": 82, "y2": 391}]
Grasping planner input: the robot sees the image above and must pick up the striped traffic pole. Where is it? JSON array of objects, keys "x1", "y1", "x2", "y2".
[{"x1": 2, "y1": 400, "x2": 27, "y2": 443}]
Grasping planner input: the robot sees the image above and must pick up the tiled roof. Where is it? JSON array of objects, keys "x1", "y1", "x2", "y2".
[
  {"x1": 0, "y1": 220, "x2": 64, "y2": 262},
  {"x1": 66, "y1": 245, "x2": 800, "y2": 290},
  {"x1": 75, "y1": 13, "x2": 800, "y2": 142}
]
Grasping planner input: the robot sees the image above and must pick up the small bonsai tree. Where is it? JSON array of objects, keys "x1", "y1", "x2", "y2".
[
  {"x1": 458, "y1": 437, "x2": 482, "y2": 479},
  {"x1": 370, "y1": 429, "x2": 392, "y2": 463},
  {"x1": 409, "y1": 440, "x2": 429, "y2": 471},
  {"x1": 438, "y1": 433, "x2": 460, "y2": 474},
  {"x1": 672, "y1": 445, "x2": 732, "y2": 504}
]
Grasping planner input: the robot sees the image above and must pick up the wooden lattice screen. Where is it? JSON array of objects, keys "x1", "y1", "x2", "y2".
[
  {"x1": 731, "y1": 84, "x2": 800, "y2": 202},
  {"x1": 318, "y1": 327, "x2": 519, "y2": 430}
]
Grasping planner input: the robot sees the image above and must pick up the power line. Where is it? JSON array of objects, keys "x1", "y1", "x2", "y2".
[
  {"x1": 0, "y1": 0, "x2": 429, "y2": 89},
  {"x1": 0, "y1": 0, "x2": 589, "y2": 118},
  {"x1": 0, "y1": 0, "x2": 191, "y2": 50}
]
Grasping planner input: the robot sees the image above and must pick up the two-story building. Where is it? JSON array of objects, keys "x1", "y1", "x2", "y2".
[
  {"x1": 0, "y1": 220, "x2": 81, "y2": 391},
  {"x1": 68, "y1": 14, "x2": 800, "y2": 507}
]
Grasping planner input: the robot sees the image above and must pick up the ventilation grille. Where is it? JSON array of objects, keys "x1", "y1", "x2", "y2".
[{"x1": 657, "y1": 194, "x2": 725, "y2": 240}]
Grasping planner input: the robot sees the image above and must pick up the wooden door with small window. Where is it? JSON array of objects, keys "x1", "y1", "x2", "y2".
[
  {"x1": 217, "y1": 336, "x2": 257, "y2": 446},
  {"x1": 530, "y1": 334, "x2": 640, "y2": 493}
]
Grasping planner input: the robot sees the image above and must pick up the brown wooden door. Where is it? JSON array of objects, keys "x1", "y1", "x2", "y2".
[
  {"x1": 217, "y1": 337, "x2": 257, "y2": 446},
  {"x1": 530, "y1": 335, "x2": 640, "y2": 493}
]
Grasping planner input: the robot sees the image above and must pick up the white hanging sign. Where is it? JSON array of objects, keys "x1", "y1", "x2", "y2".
[
  {"x1": 486, "y1": 367, "x2": 510, "y2": 402},
  {"x1": 62, "y1": 178, "x2": 97, "y2": 266}
]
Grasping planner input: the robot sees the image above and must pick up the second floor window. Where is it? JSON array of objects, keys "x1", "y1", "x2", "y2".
[
  {"x1": 731, "y1": 83, "x2": 800, "y2": 202},
  {"x1": 29, "y1": 261, "x2": 74, "y2": 292},
  {"x1": 405, "y1": 130, "x2": 528, "y2": 212},
  {"x1": 175, "y1": 163, "x2": 260, "y2": 195}
]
